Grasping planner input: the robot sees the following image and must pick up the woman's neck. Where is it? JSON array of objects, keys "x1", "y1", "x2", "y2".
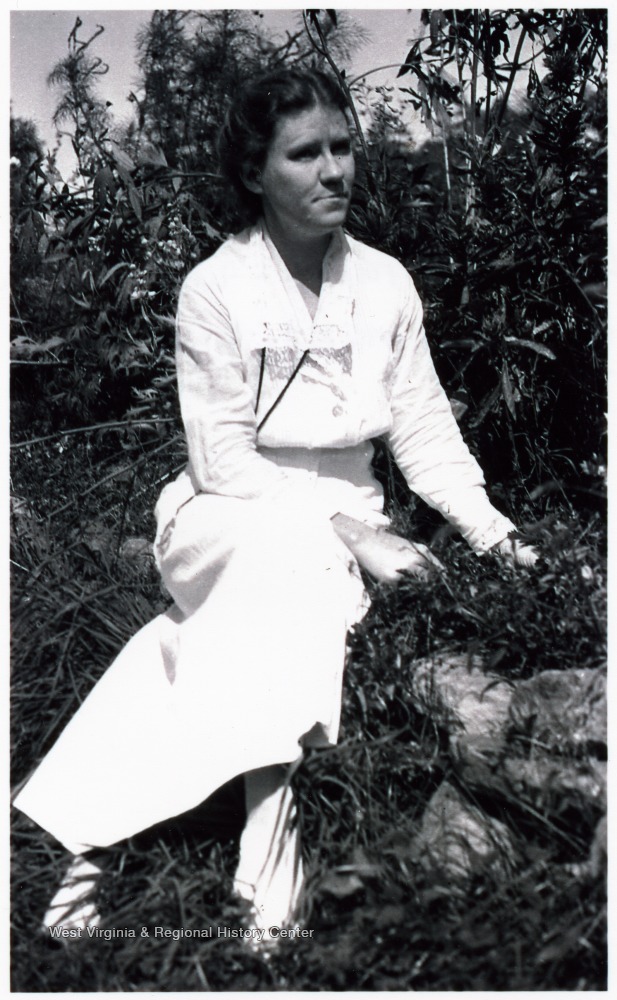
[{"x1": 263, "y1": 216, "x2": 332, "y2": 293}]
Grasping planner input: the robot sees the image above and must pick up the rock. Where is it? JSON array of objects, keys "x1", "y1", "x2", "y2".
[
  {"x1": 457, "y1": 755, "x2": 606, "y2": 814},
  {"x1": 562, "y1": 814, "x2": 607, "y2": 881},
  {"x1": 411, "y1": 652, "x2": 514, "y2": 764},
  {"x1": 79, "y1": 520, "x2": 114, "y2": 558},
  {"x1": 407, "y1": 654, "x2": 607, "y2": 888},
  {"x1": 76, "y1": 530, "x2": 155, "y2": 568},
  {"x1": 504, "y1": 757, "x2": 606, "y2": 811},
  {"x1": 508, "y1": 668, "x2": 606, "y2": 754},
  {"x1": 119, "y1": 537, "x2": 153, "y2": 562},
  {"x1": 408, "y1": 781, "x2": 518, "y2": 884}
]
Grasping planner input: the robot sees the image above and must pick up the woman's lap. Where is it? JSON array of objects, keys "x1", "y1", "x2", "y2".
[
  {"x1": 14, "y1": 495, "x2": 367, "y2": 852},
  {"x1": 156, "y1": 492, "x2": 357, "y2": 617}
]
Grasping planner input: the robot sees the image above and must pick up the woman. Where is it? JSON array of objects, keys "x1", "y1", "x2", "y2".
[{"x1": 14, "y1": 68, "x2": 536, "y2": 941}]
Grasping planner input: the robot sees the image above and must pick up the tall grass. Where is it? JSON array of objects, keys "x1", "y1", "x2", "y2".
[{"x1": 10, "y1": 438, "x2": 606, "y2": 991}]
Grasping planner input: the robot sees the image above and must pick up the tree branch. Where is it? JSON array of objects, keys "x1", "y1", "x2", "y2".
[{"x1": 497, "y1": 22, "x2": 528, "y2": 126}]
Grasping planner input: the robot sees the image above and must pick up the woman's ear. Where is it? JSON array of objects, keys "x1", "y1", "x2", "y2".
[{"x1": 241, "y1": 164, "x2": 263, "y2": 195}]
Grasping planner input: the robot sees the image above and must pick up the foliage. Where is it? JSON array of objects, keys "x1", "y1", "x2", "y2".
[
  {"x1": 10, "y1": 115, "x2": 45, "y2": 213},
  {"x1": 9, "y1": 11, "x2": 362, "y2": 444},
  {"x1": 344, "y1": 8, "x2": 607, "y2": 499},
  {"x1": 10, "y1": 9, "x2": 607, "y2": 507}
]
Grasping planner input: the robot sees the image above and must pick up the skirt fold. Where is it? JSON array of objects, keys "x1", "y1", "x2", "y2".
[{"x1": 14, "y1": 494, "x2": 367, "y2": 853}]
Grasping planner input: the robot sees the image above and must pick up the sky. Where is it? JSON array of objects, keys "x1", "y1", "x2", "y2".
[{"x1": 10, "y1": 8, "x2": 424, "y2": 176}]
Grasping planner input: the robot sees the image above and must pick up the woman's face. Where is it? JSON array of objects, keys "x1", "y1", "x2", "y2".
[{"x1": 246, "y1": 103, "x2": 355, "y2": 242}]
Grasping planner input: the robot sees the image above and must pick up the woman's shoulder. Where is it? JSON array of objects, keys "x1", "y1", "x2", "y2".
[
  {"x1": 344, "y1": 233, "x2": 418, "y2": 294},
  {"x1": 180, "y1": 225, "x2": 260, "y2": 294},
  {"x1": 345, "y1": 233, "x2": 411, "y2": 284}
]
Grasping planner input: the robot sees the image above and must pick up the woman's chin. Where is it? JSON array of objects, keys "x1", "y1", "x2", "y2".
[{"x1": 312, "y1": 204, "x2": 350, "y2": 231}]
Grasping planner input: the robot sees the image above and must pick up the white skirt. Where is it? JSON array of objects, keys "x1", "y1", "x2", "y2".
[{"x1": 14, "y1": 446, "x2": 385, "y2": 855}]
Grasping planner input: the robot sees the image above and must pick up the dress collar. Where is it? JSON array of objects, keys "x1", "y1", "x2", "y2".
[{"x1": 252, "y1": 219, "x2": 356, "y2": 345}]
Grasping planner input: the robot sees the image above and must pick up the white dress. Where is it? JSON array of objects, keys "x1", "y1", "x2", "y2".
[{"x1": 13, "y1": 223, "x2": 515, "y2": 855}]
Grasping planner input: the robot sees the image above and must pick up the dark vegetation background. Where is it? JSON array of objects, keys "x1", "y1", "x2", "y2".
[{"x1": 10, "y1": 9, "x2": 607, "y2": 991}]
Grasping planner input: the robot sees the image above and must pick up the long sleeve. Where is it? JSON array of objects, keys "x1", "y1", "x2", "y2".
[
  {"x1": 385, "y1": 269, "x2": 515, "y2": 551},
  {"x1": 176, "y1": 266, "x2": 287, "y2": 500}
]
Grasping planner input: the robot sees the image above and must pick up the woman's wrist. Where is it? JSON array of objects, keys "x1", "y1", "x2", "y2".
[{"x1": 330, "y1": 512, "x2": 374, "y2": 550}]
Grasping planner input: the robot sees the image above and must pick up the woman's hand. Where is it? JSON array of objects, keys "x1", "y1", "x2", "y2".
[
  {"x1": 492, "y1": 535, "x2": 539, "y2": 568},
  {"x1": 355, "y1": 531, "x2": 444, "y2": 584},
  {"x1": 331, "y1": 514, "x2": 443, "y2": 584}
]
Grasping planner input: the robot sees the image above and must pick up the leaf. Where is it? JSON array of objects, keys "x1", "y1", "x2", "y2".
[
  {"x1": 354, "y1": 685, "x2": 368, "y2": 722},
  {"x1": 93, "y1": 165, "x2": 115, "y2": 207},
  {"x1": 128, "y1": 184, "x2": 143, "y2": 221},
  {"x1": 532, "y1": 321, "x2": 553, "y2": 336},
  {"x1": 11, "y1": 335, "x2": 66, "y2": 359},
  {"x1": 397, "y1": 42, "x2": 420, "y2": 78},
  {"x1": 450, "y1": 398, "x2": 468, "y2": 422},
  {"x1": 581, "y1": 282, "x2": 607, "y2": 301},
  {"x1": 504, "y1": 337, "x2": 556, "y2": 360},
  {"x1": 41, "y1": 253, "x2": 70, "y2": 264},
  {"x1": 429, "y1": 10, "x2": 446, "y2": 44},
  {"x1": 115, "y1": 164, "x2": 134, "y2": 188},
  {"x1": 64, "y1": 215, "x2": 87, "y2": 238},
  {"x1": 537, "y1": 924, "x2": 589, "y2": 966},
  {"x1": 69, "y1": 294, "x2": 92, "y2": 310},
  {"x1": 501, "y1": 363, "x2": 517, "y2": 418},
  {"x1": 111, "y1": 142, "x2": 136, "y2": 174},
  {"x1": 136, "y1": 143, "x2": 168, "y2": 169},
  {"x1": 527, "y1": 64, "x2": 542, "y2": 99},
  {"x1": 550, "y1": 188, "x2": 564, "y2": 208},
  {"x1": 99, "y1": 262, "x2": 130, "y2": 287},
  {"x1": 204, "y1": 222, "x2": 223, "y2": 241},
  {"x1": 489, "y1": 256, "x2": 516, "y2": 270},
  {"x1": 149, "y1": 311, "x2": 176, "y2": 329}
]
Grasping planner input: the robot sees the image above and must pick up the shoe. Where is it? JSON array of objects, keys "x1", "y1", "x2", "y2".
[{"x1": 43, "y1": 855, "x2": 101, "y2": 936}]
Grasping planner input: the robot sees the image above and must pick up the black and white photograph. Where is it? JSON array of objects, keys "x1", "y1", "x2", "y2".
[{"x1": 9, "y1": 6, "x2": 607, "y2": 991}]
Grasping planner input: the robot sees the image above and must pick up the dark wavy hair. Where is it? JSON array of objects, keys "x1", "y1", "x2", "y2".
[{"x1": 217, "y1": 68, "x2": 349, "y2": 223}]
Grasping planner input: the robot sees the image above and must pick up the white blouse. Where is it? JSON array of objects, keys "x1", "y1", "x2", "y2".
[{"x1": 156, "y1": 221, "x2": 515, "y2": 552}]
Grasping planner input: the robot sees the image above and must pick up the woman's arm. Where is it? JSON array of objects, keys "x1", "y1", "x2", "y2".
[
  {"x1": 176, "y1": 267, "x2": 289, "y2": 500},
  {"x1": 385, "y1": 271, "x2": 515, "y2": 552},
  {"x1": 331, "y1": 513, "x2": 444, "y2": 583}
]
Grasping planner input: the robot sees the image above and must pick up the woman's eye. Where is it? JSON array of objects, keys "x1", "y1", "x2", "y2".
[
  {"x1": 289, "y1": 140, "x2": 351, "y2": 161},
  {"x1": 290, "y1": 146, "x2": 318, "y2": 161}
]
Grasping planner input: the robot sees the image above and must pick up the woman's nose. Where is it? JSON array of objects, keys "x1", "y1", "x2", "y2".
[{"x1": 320, "y1": 151, "x2": 345, "y2": 182}]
